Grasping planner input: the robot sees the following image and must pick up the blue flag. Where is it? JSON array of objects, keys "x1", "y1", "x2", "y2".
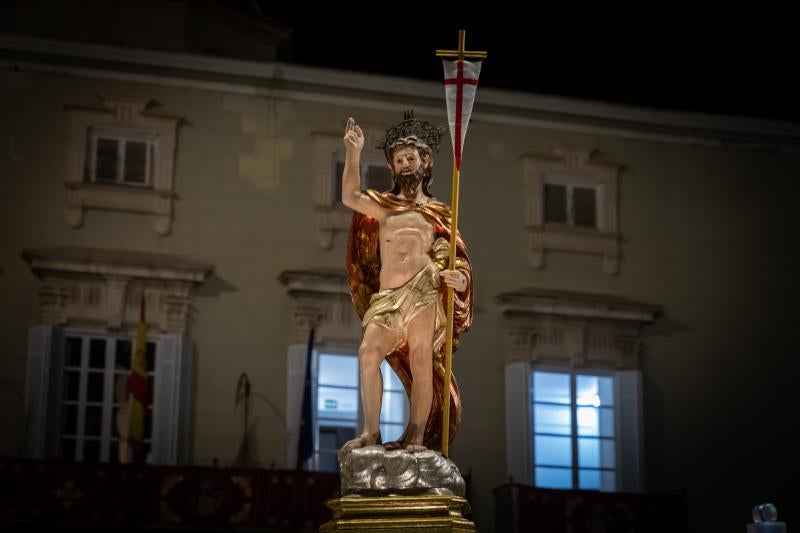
[{"x1": 296, "y1": 327, "x2": 314, "y2": 470}]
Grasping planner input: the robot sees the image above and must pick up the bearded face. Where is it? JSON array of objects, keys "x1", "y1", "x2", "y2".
[
  {"x1": 390, "y1": 145, "x2": 427, "y2": 198},
  {"x1": 394, "y1": 167, "x2": 424, "y2": 198}
]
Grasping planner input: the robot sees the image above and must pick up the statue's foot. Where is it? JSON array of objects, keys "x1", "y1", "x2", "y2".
[
  {"x1": 404, "y1": 440, "x2": 427, "y2": 453},
  {"x1": 384, "y1": 439, "x2": 427, "y2": 453},
  {"x1": 341, "y1": 431, "x2": 380, "y2": 454}
]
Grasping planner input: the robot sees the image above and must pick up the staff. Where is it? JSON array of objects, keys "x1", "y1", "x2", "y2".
[{"x1": 436, "y1": 30, "x2": 486, "y2": 457}]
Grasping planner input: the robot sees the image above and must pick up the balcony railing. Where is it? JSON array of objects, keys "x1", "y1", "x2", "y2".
[
  {"x1": 494, "y1": 483, "x2": 685, "y2": 533},
  {"x1": 0, "y1": 457, "x2": 339, "y2": 531}
]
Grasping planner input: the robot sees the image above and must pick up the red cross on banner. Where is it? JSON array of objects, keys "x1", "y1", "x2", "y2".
[{"x1": 442, "y1": 60, "x2": 482, "y2": 171}]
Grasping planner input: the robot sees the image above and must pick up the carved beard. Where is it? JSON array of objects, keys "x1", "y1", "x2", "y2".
[{"x1": 394, "y1": 167, "x2": 424, "y2": 198}]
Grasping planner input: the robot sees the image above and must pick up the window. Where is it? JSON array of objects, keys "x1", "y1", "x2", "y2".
[
  {"x1": 311, "y1": 125, "x2": 392, "y2": 248},
  {"x1": 332, "y1": 156, "x2": 393, "y2": 204},
  {"x1": 522, "y1": 148, "x2": 621, "y2": 273},
  {"x1": 85, "y1": 129, "x2": 158, "y2": 187},
  {"x1": 26, "y1": 325, "x2": 193, "y2": 465},
  {"x1": 58, "y1": 333, "x2": 156, "y2": 462},
  {"x1": 314, "y1": 352, "x2": 408, "y2": 472},
  {"x1": 544, "y1": 183, "x2": 598, "y2": 228},
  {"x1": 64, "y1": 94, "x2": 183, "y2": 234},
  {"x1": 363, "y1": 165, "x2": 394, "y2": 193},
  {"x1": 505, "y1": 362, "x2": 643, "y2": 493},
  {"x1": 531, "y1": 371, "x2": 616, "y2": 491},
  {"x1": 500, "y1": 289, "x2": 654, "y2": 492},
  {"x1": 315, "y1": 353, "x2": 357, "y2": 471}
]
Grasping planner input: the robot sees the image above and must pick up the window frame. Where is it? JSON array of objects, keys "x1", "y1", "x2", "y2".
[
  {"x1": 64, "y1": 94, "x2": 182, "y2": 235},
  {"x1": 86, "y1": 128, "x2": 159, "y2": 188},
  {"x1": 55, "y1": 327, "x2": 162, "y2": 463},
  {"x1": 522, "y1": 148, "x2": 622, "y2": 274},
  {"x1": 26, "y1": 324, "x2": 194, "y2": 466},
  {"x1": 542, "y1": 174, "x2": 605, "y2": 230},
  {"x1": 331, "y1": 149, "x2": 394, "y2": 206},
  {"x1": 530, "y1": 366, "x2": 620, "y2": 492},
  {"x1": 310, "y1": 348, "x2": 409, "y2": 472},
  {"x1": 311, "y1": 125, "x2": 392, "y2": 248},
  {"x1": 505, "y1": 360, "x2": 644, "y2": 494}
]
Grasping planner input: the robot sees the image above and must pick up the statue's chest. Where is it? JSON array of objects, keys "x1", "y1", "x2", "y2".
[{"x1": 384, "y1": 210, "x2": 433, "y2": 235}]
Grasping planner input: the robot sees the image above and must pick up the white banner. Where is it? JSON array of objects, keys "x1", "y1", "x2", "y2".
[{"x1": 442, "y1": 60, "x2": 482, "y2": 169}]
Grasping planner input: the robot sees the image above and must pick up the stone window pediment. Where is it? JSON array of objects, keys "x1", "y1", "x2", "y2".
[
  {"x1": 497, "y1": 288, "x2": 659, "y2": 369},
  {"x1": 22, "y1": 247, "x2": 212, "y2": 334}
]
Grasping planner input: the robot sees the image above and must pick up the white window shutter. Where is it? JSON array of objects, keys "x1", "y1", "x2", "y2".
[
  {"x1": 45, "y1": 329, "x2": 65, "y2": 458},
  {"x1": 150, "y1": 334, "x2": 184, "y2": 465},
  {"x1": 505, "y1": 362, "x2": 531, "y2": 485},
  {"x1": 175, "y1": 335, "x2": 193, "y2": 464},
  {"x1": 25, "y1": 325, "x2": 54, "y2": 458},
  {"x1": 617, "y1": 369, "x2": 644, "y2": 492},
  {"x1": 286, "y1": 343, "x2": 309, "y2": 468}
]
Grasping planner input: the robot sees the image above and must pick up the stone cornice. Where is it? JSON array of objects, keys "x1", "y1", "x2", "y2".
[
  {"x1": 22, "y1": 247, "x2": 213, "y2": 333},
  {"x1": 497, "y1": 288, "x2": 659, "y2": 324},
  {"x1": 23, "y1": 247, "x2": 213, "y2": 283},
  {"x1": 3, "y1": 33, "x2": 799, "y2": 149}
]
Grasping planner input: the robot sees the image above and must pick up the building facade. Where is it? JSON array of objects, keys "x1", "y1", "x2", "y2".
[{"x1": 1, "y1": 14, "x2": 797, "y2": 531}]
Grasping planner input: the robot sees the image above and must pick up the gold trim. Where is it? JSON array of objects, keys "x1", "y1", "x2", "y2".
[{"x1": 321, "y1": 494, "x2": 476, "y2": 532}]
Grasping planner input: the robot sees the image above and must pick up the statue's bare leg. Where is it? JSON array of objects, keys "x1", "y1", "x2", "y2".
[
  {"x1": 404, "y1": 303, "x2": 436, "y2": 453},
  {"x1": 341, "y1": 322, "x2": 400, "y2": 454}
]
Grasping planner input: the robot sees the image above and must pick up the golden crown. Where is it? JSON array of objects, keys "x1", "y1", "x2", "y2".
[{"x1": 379, "y1": 110, "x2": 445, "y2": 161}]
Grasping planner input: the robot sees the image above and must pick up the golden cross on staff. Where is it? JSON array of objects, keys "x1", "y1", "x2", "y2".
[
  {"x1": 435, "y1": 30, "x2": 486, "y2": 458},
  {"x1": 436, "y1": 30, "x2": 488, "y2": 60}
]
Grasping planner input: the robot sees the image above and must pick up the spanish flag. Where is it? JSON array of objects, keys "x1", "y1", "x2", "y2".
[{"x1": 127, "y1": 295, "x2": 149, "y2": 462}]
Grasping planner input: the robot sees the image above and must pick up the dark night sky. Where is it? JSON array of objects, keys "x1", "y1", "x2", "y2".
[{"x1": 258, "y1": 6, "x2": 798, "y2": 123}]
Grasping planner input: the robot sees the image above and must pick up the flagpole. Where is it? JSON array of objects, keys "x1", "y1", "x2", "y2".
[
  {"x1": 437, "y1": 30, "x2": 486, "y2": 458},
  {"x1": 127, "y1": 293, "x2": 149, "y2": 463}
]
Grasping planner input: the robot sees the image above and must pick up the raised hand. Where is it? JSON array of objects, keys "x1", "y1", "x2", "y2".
[{"x1": 343, "y1": 117, "x2": 365, "y2": 154}]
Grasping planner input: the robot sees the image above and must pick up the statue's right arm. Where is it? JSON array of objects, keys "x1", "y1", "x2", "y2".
[{"x1": 341, "y1": 118, "x2": 386, "y2": 222}]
